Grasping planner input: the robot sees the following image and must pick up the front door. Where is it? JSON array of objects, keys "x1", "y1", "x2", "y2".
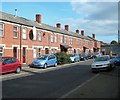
[
  {"x1": 23, "y1": 47, "x2": 26, "y2": 63},
  {"x1": 13, "y1": 47, "x2": 17, "y2": 58},
  {"x1": 45, "y1": 48, "x2": 49, "y2": 54}
]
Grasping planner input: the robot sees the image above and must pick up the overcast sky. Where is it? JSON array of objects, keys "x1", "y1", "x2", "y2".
[{"x1": 1, "y1": 0, "x2": 119, "y2": 43}]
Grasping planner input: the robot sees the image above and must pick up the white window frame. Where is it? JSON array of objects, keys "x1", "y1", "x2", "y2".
[
  {"x1": 51, "y1": 32, "x2": 54, "y2": 43},
  {"x1": 0, "y1": 22, "x2": 4, "y2": 37},
  {"x1": 60, "y1": 35, "x2": 63, "y2": 43},
  {"x1": 0, "y1": 46, "x2": 3, "y2": 57},
  {"x1": 38, "y1": 30, "x2": 42, "y2": 41},
  {"x1": 13, "y1": 25, "x2": 18, "y2": 38},
  {"x1": 22, "y1": 27, "x2": 27, "y2": 39},
  {"x1": 54, "y1": 34, "x2": 57, "y2": 43},
  {"x1": 63, "y1": 35, "x2": 66, "y2": 43}
]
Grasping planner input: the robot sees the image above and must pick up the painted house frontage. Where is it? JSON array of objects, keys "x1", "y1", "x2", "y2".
[{"x1": 0, "y1": 12, "x2": 101, "y2": 64}]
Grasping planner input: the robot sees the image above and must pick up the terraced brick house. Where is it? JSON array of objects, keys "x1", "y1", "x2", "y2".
[{"x1": 0, "y1": 12, "x2": 101, "y2": 64}]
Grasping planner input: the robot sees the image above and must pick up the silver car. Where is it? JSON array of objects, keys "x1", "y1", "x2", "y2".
[{"x1": 91, "y1": 55, "x2": 115, "y2": 72}]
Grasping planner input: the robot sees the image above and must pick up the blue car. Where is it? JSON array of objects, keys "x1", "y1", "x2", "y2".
[
  {"x1": 29, "y1": 54, "x2": 57, "y2": 69},
  {"x1": 112, "y1": 54, "x2": 120, "y2": 66},
  {"x1": 69, "y1": 54, "x2": 80, "y2": 62}
]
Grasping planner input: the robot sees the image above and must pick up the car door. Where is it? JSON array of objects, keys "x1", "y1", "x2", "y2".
[
  {"x1": 2, "y1": 58, "x2": 13, "y2": 73},
  {"x1": 47, "y1": 55, "x2": 56, "y2": 66},
  {"x1": 47, "y1": 55, "x2": 52, "y2": 66}
]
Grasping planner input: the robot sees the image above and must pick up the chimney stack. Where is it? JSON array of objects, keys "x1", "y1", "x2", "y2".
[
  {"x1": 92, "y1": 34, "x2": 95, "y2": 39},
  {"x1": 56, "y1": 23, "x2": 61, "y2": 28},
  {"x1": 65, "y1": 25, "x2": 69, "y2": 31},
  {"x1": 36, "y1": 14, "x2": 42, "y2": 24},
  {"x1": 76, "y1": 29, "x2": 79, "y2": 34},
  {"x1": 81, "y1": 30, "x2": 84, "y2": 36}
]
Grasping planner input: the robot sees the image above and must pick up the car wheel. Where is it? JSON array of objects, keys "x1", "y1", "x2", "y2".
[
  {"x1": 16, "y1": 67, "x2": 21, "y2": 73},
  {"x1": 43, "y1": 64, "x2": 47, "y2": 69},
  {"x1": 54, "y1": 62, "x2": 57, "y2": 67}
]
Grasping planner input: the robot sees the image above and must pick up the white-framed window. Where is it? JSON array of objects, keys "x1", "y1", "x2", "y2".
[
  {"x1": 0, "y1": 46, "x2": 3, "y2": 57},
  {"x1": 22, "y1": 27, "x2": 27, "y2": 39},
  {"x1": 38, "y1": 30, "x2": 42, "y2": 41},
  {"x1": 13, "y1": 25, "x2": 18, "y2": 38},
  {"x1": 68, "y1": 36, "x2": 72, "y2": 45},
  {"x1": 0, "y1": 22, "x2": 4, "y2": 37},
  {"x1": 76, "y1": 38, "x2": 80, "y2": 45},
  {"x1": 54, "y1": 34, "x2": 57, "y2": 43},
  {"x1": 63, "y1": 35, "x2": 66, "y2": 43},
  {"x1": 51, "y1": 32, "x2": 57, "y2": 43},
  {"x1": 38, "y1": 48, "x2": 42, "y2": 57},
  {"x1": 51, "y1": 33, "x2": 54, "y2": 43},
  {"x1": 60, "y1": 35, "x2": 63, "y2": 43}
]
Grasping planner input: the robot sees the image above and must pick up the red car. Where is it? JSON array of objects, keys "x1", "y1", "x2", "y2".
[{"x1": 0, "y1": 57, "x2": 22, "y2": 74}]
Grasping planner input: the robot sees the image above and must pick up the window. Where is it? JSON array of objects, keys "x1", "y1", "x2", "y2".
[
  {"x1": 38, "y1": 48, "x2": 42, "y2": 57},
  {"x1": 51, "y1": 33, "x2": 54, "y2": 43},
  {"x1": 0, "y1": 46, "x2": 3, "y2": 57},
  {"x1": 13, "y1": 25, "x2": 18, "y2": 38},
  {"x1": 4, "y1": 58, "x2": 12, "y2": 64},
  {"x1": 0, "y1": 22, "x2": 4, "y2": 37},
  {"x1": 60, "y1": 35, "x2": 63, "y2": 43},
  {"x1": 51, "y1": 32, "x2": 57, "y2": 43},
  {"x1": 76, "y1": 38, "x2": 80, "y2": 45},
  {"x1": 63, "y1": 35, "x2": 66, "y2": 43},
  {"x1": 22, "y1": 27, "x2": 27, "y2": 39},
  {"x1": 38, "y1": 30, "x2": 42, "y2": 41},
  {"x1": 69, "y1": 36, "x2": 72, "y2": 45}
]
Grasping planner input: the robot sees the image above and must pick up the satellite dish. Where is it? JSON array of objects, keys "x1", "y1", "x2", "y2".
[{"x1": 29, "y1": 29, "x2": 33, "y2": 40}]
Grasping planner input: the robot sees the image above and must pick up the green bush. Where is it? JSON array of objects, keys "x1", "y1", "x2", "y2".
[{"x1": 55, "y1": 52, "x2": 71, "y2": 65}]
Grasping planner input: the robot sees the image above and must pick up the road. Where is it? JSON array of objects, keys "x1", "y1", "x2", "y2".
[{"x1": 1, "y1": 59, "x2": 120, "y2": 99}]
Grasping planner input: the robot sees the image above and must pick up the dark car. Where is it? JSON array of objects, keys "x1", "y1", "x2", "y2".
[
  {"x1": 112, "y1": 54, "x2": 120, "y2": 66},
  {"x1": 80, "y1": 53, "x2": 88, "y2": 61},
  {"x1": 0, "y1": 57, "x2": 22, "y2": 74}
]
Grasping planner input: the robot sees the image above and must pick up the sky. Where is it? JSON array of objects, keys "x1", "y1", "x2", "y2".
[{"x1": 0, "y1": 0, "x2": 119, "y2": 43}]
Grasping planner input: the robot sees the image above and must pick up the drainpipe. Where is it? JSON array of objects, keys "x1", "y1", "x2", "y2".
[{"x1": 20, "y1": 25, "x2": 22, "y2": 63}]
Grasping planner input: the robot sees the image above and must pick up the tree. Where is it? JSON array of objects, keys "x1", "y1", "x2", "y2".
[{"x1": 110, "y1": 40, "x2": 118, "y2": 45}]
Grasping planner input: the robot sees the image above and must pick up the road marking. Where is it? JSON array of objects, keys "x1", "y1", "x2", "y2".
[{"x1": 60, "y1": 73, "x2": 99, "y2": 98}]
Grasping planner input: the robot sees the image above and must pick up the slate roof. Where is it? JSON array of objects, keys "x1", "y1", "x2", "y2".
[{"x1": 0, "y1": 11, "x2": 93, "y2": 41}]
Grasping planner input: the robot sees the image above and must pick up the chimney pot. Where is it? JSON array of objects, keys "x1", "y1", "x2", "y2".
[
  {"x1": 36, "y1": 14, "x2": 41, "y2": 24},
  {"x1": 81, "y1": 30, "x2": 84, "y2": 36},
  {"x1": 56, "y1": 23, "x2": 61, "y2": 28},
  {"x1": 65, "y1": 25, "x2": 69, "y2": 31},
  {"x1": 76, "y1": 29, "x2": 79, "y2": 34},
  {"x1": 92, "y1": 34, "x2": 95, "y2": 39}
]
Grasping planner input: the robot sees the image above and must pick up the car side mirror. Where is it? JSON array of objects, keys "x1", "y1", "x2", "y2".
[{"x1": 2, "y1": 62, "x2": 6, "y2": 65}]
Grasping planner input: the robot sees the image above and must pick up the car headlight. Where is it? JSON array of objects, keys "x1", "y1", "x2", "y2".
[{"x1": 40, "y1": 61, "x2": 45, "y2": 65}]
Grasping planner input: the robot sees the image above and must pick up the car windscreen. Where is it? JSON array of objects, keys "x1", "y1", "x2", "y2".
[
  {"x1": 95, "y1": 56, "x2": 109, "y2": 62},
  {"x1": 36, "y1": 55, "x2": 48, "y2": 60}
]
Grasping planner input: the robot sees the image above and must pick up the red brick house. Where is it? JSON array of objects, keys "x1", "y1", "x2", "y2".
[{"x1": 0, "y1": 12, "x2": 101, "y2": 64}]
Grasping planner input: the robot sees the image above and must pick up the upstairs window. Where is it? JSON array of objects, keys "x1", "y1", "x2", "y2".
[
  {"x1": 68, "y1": 36, "x2": 72, "y2": 45},
  {"x1": 13, "y1": 25, "x2": 18, "y2": 38},
  {"x1": 51, "y1": 32, "x2": 57, "y2": 43},
  {"x1": 38, "y1": 30, "x2": 42, "y2": 41},
  {"x1": 22, "y1": 27, "x2": 27, "y2": 39},
  {"x1": 63, "y1": 35, "x2": 66, "y2": 43},
  {"x1": 0, "y1": 22, "x2": 4, "y2": 37},
  {"x1": 60, "y1": 35, "x2": 63, "y2": 43}
]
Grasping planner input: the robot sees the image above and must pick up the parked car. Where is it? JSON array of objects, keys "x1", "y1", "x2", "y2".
[
  {"x1": 112, "y1": 53, "x2": 120, "y2": 66},
  {"x1": 0, "y1": 57, "x2": 22, "y2": 74},
  {"x1": 29, "y1": 54, "x2": 57, "y2": 69},
  {"x1": 80, "y1": 53, "x2": 88, "y2": 61},
  {"x1": 93, "y1": 52, "x2": 102, "y2": 58},
  {"x1": 91, "y1": 55, "x2": 115, "y2": 72},
  {"x1": 69, "y1": 54, "x2": 80, "y2": 62}
]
